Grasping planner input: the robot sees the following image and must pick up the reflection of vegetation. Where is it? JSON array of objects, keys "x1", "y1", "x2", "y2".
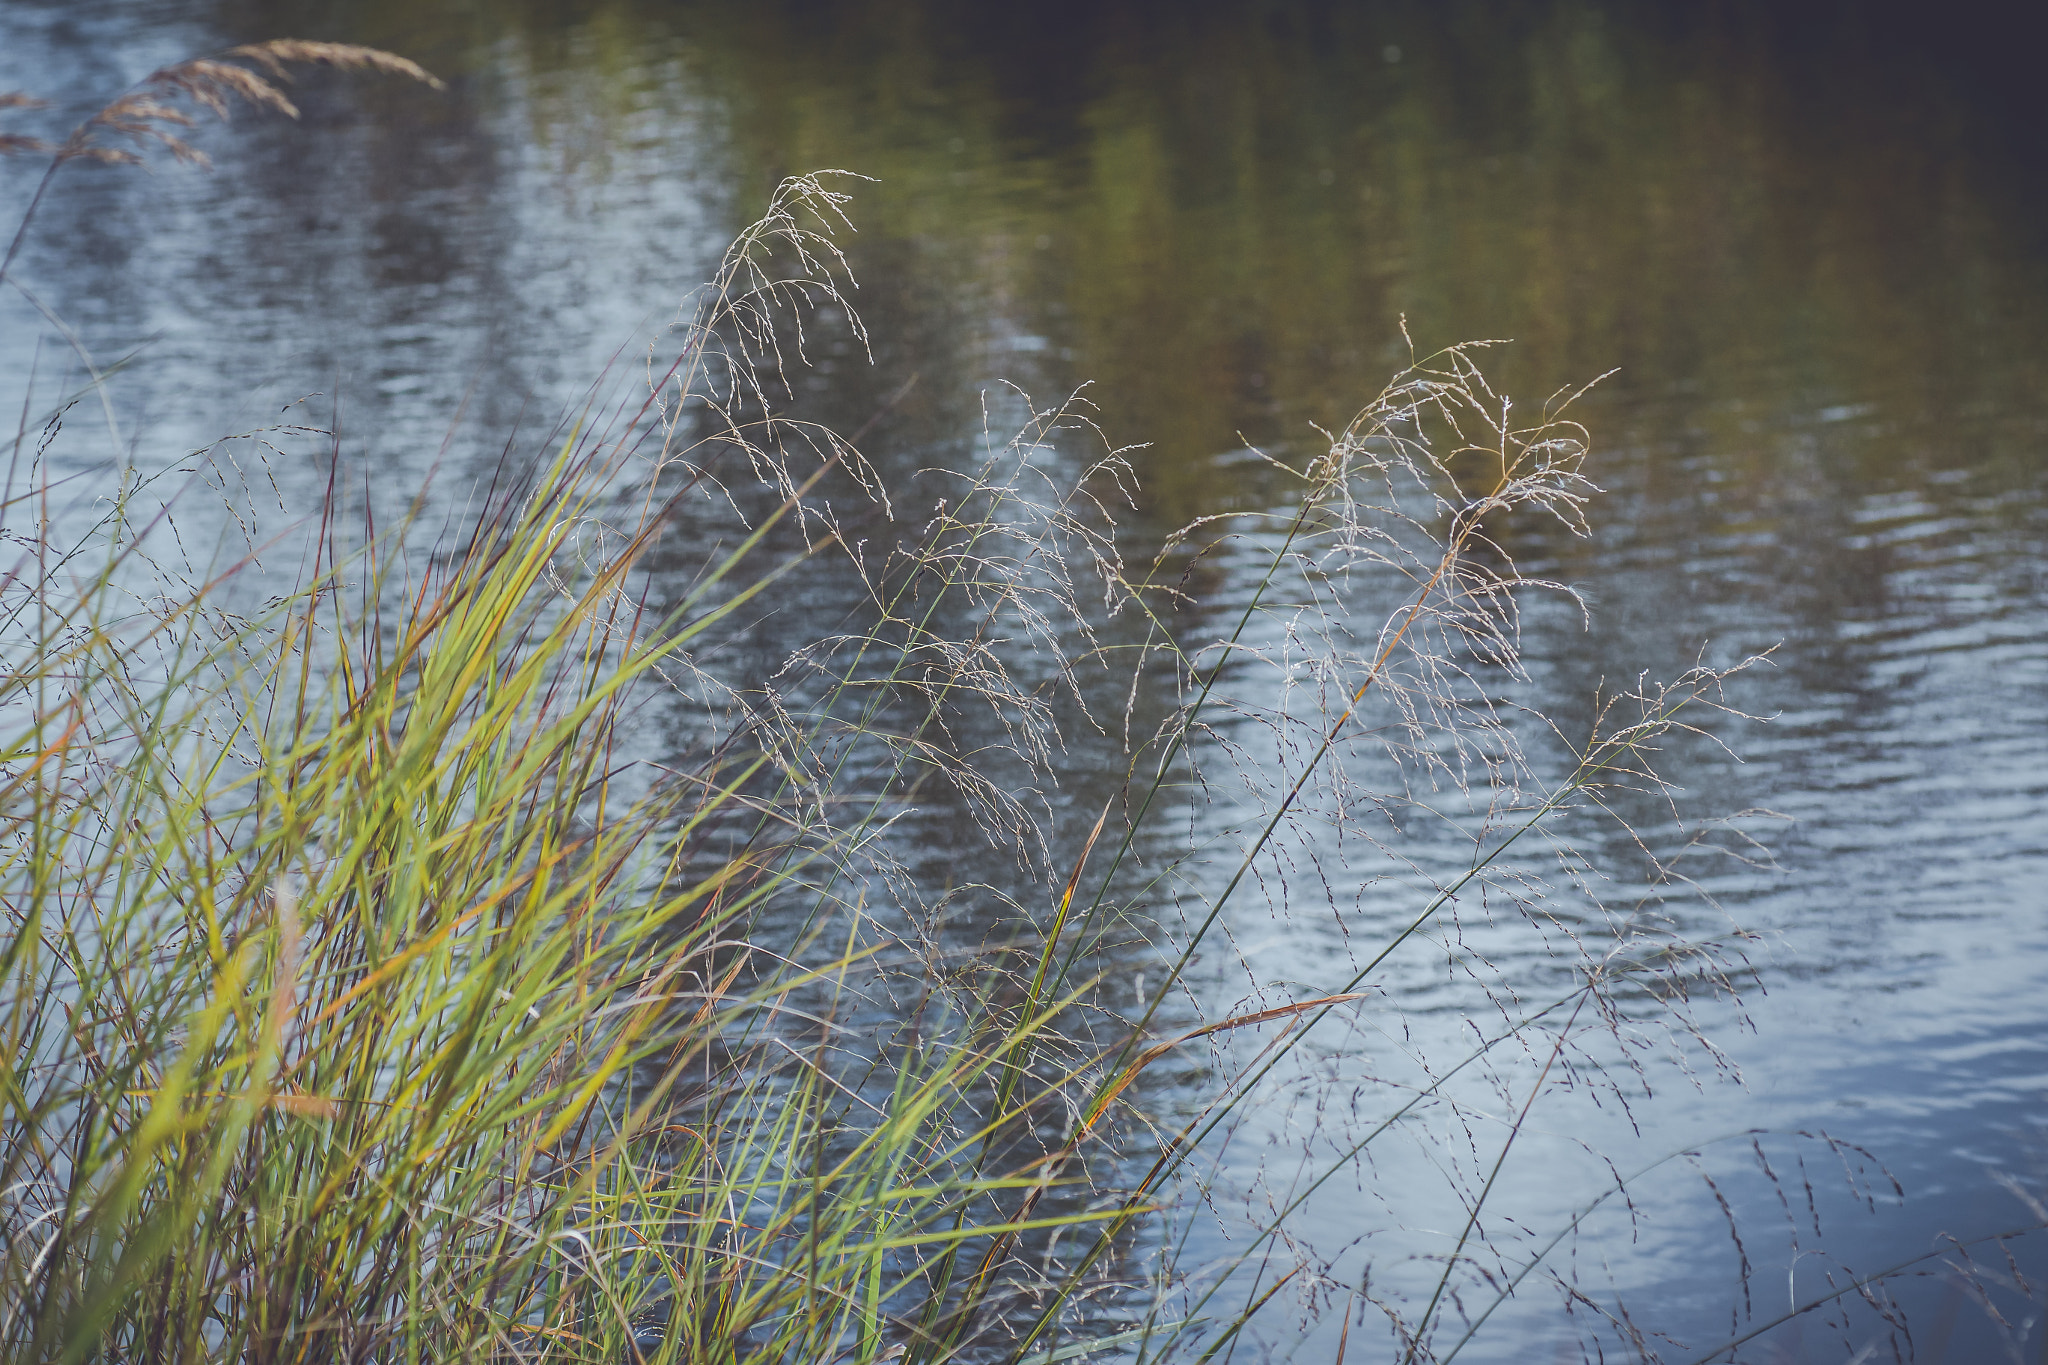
[{"x1": 214, "y1": 0, "x2": 2048, "y2": 550}]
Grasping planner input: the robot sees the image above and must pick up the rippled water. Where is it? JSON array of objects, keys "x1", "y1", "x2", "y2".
[{"x1": 6, "y1": 2, "x2": 2048, "y2": 1359}]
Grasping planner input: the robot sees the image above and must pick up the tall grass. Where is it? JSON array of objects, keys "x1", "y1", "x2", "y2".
[{"x1": 0, "y1": 46, "x2": 1811, "y2": 1365}]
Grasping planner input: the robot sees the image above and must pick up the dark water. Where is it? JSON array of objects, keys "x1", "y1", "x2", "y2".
[{"x1": 6, "y1": 3, "x2": 2048, "y2": 1359}]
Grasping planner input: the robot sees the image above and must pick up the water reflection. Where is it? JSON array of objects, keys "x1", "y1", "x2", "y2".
[{"x1": 5, "y1": 0, "x2": 2048, "y2": 1357}]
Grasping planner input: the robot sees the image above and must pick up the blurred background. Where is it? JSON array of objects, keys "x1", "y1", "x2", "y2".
[{"x1": 5, "y1": 2, "x2": 2048, "y2": 1359}]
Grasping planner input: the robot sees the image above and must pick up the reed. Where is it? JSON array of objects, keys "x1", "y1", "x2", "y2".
[{"x1": 0, "y1": 46, "x2": 1802, "y2": 1365}]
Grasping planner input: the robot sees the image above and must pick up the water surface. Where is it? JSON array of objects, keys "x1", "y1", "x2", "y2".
[{"x1": 5, "y1": 3, "x2": 2048, "y2": 1359}]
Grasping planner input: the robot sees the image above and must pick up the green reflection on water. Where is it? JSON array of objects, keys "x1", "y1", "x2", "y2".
[{"x1": 221, "y1": 0, "x2": 2047, "y2": 540}]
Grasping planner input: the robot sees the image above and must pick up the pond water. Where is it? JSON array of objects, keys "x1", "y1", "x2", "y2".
[{"x1": 6, "y1": 2, "x2": 2048, "y2": 1360}]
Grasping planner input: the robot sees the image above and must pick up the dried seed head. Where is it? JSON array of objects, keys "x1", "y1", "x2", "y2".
[
  {"x1": 226, "y1": 40, "x2": 446, "y2": 92},
  {"x1": 73, "y1": 94, "x2": 207, "y2": 166},
  {"x1": 152, "y1": 60, "x2": 301, "y2": 121},
  {"x1": 41, "y1": 41, "x2": 441, "y2": 170}
]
